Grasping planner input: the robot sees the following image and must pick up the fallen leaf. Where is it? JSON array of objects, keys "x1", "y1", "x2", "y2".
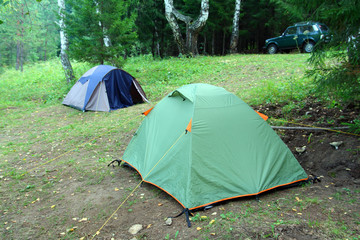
[
  {"x1": 66, "y1": 226, "x2": 78, "y2": 233},
  {"x1": 72, "y1": 218, "x2": 77, "y2": 221},
  {"x1": 297, "y1": 213, "x2": 302, "y2": 215},
  {"x1": 328, "y1": 197, "x2": 333, "y2": 200},
  {"x1": 158, "y1": 203, "x2": 163, "y2": 206},
  {"x1": 292, "y1": 208, "x2": 297, "y2": 212},
  {"x1": 51, "y1": 205, "x2": 56, "y2": 209},
  {"x1": 78, "y1": 218, "x2": 88, "y2": 222},
  {"x1": 209, "y1": 219, "x2": 215, "y2": 225},
  {"x1": 210, "y1": 233, "x2": 216, "y2": 236},
  {"x1": 196, "y1": 227, "x2": 202, "y2": 231},
  {"x1": 114, "y1": 188, "x2": 119, "y2": 191},
  {"x1": 295, "y1": 197, "x2": 302, "y2": 202},
  {"x1": 200, "y1": 216, "x2": 208, "y2": 220},
  {"x1": 147, "y1": 224, "x2": 152, "y2": 229}
]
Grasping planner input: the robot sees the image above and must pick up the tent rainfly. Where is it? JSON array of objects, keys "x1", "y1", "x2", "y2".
[
  {"x1": 62, "y1": 65, "x2": 148, "y2": 112},
  {"x1": 122, "y1": 83, "x2": 308, "y2": 224}
]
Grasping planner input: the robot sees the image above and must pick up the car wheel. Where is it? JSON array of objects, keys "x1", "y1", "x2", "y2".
[
  {"x1": 267, "y1": 44, "x2": 277, "y2": 54},
  {"x1": 303, "y1": 41, "x2": 315, "y2": 53}
]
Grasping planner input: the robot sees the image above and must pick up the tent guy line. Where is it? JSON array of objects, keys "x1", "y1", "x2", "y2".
[
  {"x1": 271, "y1": 118, "x2": 360, "y2": 137},
  {"x1": 90, "y1": 130, "x2": 187, "y2": 239}
]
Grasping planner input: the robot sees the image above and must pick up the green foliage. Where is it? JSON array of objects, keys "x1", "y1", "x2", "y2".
[
  {"x1": 136, "y1": 0, "x2": 174, "y2": 57},
  {"x1": 245, "y1": 75, "x2": 314, "y2": 106},
  {"x1": 0, "y1": 0, "x2": 59, "y2": 71},
  {"x1": 342, "y1": 119, "x2": 360, "y2": 134},
  {"x1": 65, "y1": 0, "x2": 137, "y2": 66}
]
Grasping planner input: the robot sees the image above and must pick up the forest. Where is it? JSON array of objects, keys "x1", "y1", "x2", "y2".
[
  {"x1": 0, "y1": 0, "x2": 346, "y2": 66},
  {"x1": 0, "y1": 0, "x2": 293, "y2": 69}
]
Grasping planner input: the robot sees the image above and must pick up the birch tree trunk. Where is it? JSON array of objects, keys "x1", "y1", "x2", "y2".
[
  {"x1": 230, "y1": 0, "x2": 241, "y2": 54},
  {"x1": 95, "y1": 1, "x2": 111, "y2": 47},
  {"x1": 154, "y1": 24, "x2": 161, "y2": 57},
  {"x1": 16, "y1": 5, "x2": 24, "y2": 71},
  {"x1": 211, "y1": 30, "x2": 215, "y2": 55},
  {"x1": 164, "y1": 0, "x2": 209, "y2": 56},
  {"x1": 58, "y1": 0, "x2": 75, "y2": 84}
]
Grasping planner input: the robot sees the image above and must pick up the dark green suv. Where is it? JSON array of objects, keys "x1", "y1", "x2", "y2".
[{"x1": 264, "y1": 22, "x2": 330, "y2": 54}]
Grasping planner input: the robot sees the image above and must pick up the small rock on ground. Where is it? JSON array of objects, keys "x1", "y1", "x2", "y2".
[
  {"x1": 128, "y1": 224, "x2": 143, "y2": 235},
  {"x1": 165, "y1": 218, "x2": 172, "y2": 226}
]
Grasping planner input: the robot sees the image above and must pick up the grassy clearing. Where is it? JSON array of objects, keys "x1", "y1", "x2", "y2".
[{"x1": 1, "y1": 54, "x2": 359, "y2": 239}]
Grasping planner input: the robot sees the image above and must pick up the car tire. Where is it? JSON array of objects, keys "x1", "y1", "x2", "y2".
[
  {"x1": 267, "y1": 44, "x2": 277, "y2": 54},
  {"x1": 303, "y1": 41, "x2": 315, "y2": 53}
]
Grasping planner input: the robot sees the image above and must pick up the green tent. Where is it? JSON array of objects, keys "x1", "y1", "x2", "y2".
[{"x1": 122, "y1": 83, "x2": 308, "y2": 212}]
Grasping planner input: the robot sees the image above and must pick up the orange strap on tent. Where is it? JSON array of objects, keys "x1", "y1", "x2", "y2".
[
  {"x1": 143, "y1": 107, "x2": 154, "y2": 116},
  {"x1": 255, "y1": 111, "x2": 268, "y2": 121},
  {"x1": 186, "y1": 119, "x2": 192, "y2": 133}
]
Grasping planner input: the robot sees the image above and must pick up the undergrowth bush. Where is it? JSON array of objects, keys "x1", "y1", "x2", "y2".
[{"x1": 243, "y1": 75, "x2": 315, "y2": 106}]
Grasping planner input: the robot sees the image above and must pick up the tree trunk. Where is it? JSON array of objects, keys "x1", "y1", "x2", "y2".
[
  {"x1": 58, "y1": 0, "x2": 75, "y2": 84},
  {"x1": 154, "y1": 22, "x2": 161, "y2": 57},
  {"x1": 164, "y1": 0, "x2": 187, "y2": 54},
  {"x1": 211, "y1": 30, "x2": 215, "y2": 55},
  {"x1": 44, "y1": 26, "x2": 48, "y2": 61},
  {"x1": 20, "y1": 41, "x2": 23, "y2": 72},
  {"x1": 222, "y1": 29, "x2": 226, "y2": 55},
  {"x1": 16, "y1": 5, "x2": 24, "y2": 71},
  {"x1": 164, "y1": 0, "x2": 209, "y2": 56},
  {"x1": 203, "y1": 34, "x2": 207, "y2": 54},
  {"x1": 95, "y1": 2, "x2": 111, "y2": 47},
  {"x1": 16, "y1": 41, "x2": 20, "y2": 71},
  {"x1": 230, "y1": 0, "x2": 241, "y2": 54}
]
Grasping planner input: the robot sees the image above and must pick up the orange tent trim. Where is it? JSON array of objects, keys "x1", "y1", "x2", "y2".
[
  {"x1": 143, "y1": 107, "x2": 154, "y2": 116},
  {"x1": 255, "y1": 111, "x2": 269, "y2": 121},
  {"x1": 121, "y1": 157, "x2": 308, "y2": 211},
  {"x1": 186, "y1": 119, "x2": 192, "y2": 132},
  {"x1": 121, "y1": 159, "x2": 186, "y2": 209},
  {"x1": 188, "y1": 177, "x2": 309, "y2": 210}
]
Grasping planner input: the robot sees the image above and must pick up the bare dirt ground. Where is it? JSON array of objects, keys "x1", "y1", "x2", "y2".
[{"x1": 1, "y1": 101, "x2": 359, "y2": 240}]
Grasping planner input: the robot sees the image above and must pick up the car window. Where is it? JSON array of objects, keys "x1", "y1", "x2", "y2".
[
  {"x1": 318, "y1": 24, "x2": 329, "y2": 32},
  {"x1": 300, "y1": 25, "x2": 315, "y2": 34},
  {"x1": 285, "y1": 27, "x2": 297, "y2": 35}
]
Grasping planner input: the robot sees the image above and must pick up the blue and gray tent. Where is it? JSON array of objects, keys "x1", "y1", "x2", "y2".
[{"x1": 62, "y1": 65, "x2": 148, "y2": 112}]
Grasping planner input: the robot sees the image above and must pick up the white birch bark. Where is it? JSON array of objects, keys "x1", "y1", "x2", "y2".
[
  {"x1": 164, "y1": 0, "x2": 209, "y2": 55},
  {"x1": 164, "y1": 0, "x2": 186, "y2": 54},
  {"x1": 95, "y1": 1, "x2": 111, "y2": 47},
  {"x1": 58, "y1": 0, "x2": 74, "y2": 83},
  {"x1": 230, "y1": 0, "x2": 241, "y2": 54}
]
